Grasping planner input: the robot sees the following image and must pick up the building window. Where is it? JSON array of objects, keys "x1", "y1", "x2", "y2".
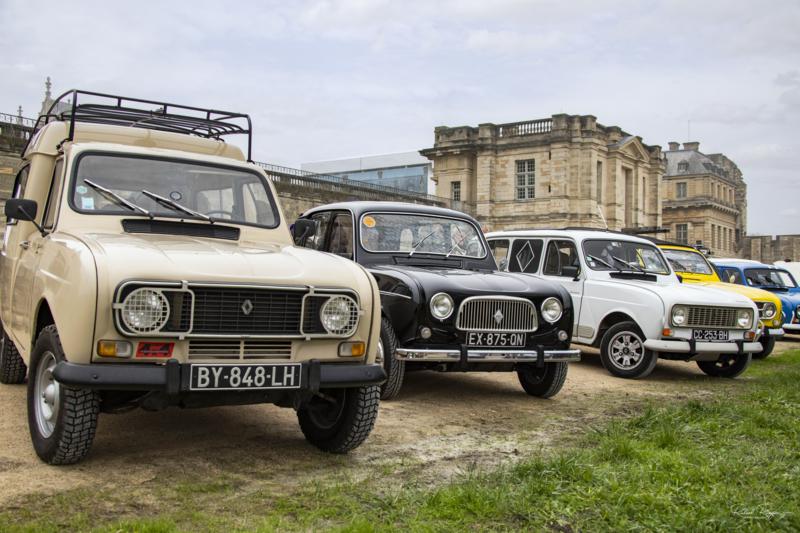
[
  {"x1": 676, "y1": 223, "x2": 688, "y2": 244},
  {"x1": 676, "y1": 182, "x2": 687, "y2": 199},
  {"x1": 677, "y1": 160, "x2": 689, "y2": 173},
  {"x1": 515, "y1": 159, "x2": 535, "y2": 200},
  {"x1": 451, "y1": 181, "x2": 461, "y2": 202}
]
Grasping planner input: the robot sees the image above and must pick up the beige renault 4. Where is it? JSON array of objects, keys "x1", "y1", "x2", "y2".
[{"x1": 0, "y1": 90, "x2": 383, "y2": 464}]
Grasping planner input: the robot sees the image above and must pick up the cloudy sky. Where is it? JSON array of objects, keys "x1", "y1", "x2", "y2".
[{"x1": 1, "y1": 0, "x2": 798, "y2": 234}]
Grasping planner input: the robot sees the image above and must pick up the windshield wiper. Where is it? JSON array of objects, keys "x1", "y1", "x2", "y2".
[
  {"x1": 610, "y1": 255, "x2": 645, "y2": 273},
  {"x1": 83, "y1": 180, "x2": 151, "y2": 217},
  {"x1": 409, "y1": 230, "x2": 436, "y2": 257},
  {"x1": 141, "y1": 190, "x2": 214, "y2": 223},
  {"x1": 586, "y1": 254, "x2": 615, "y2": 270},
  {"x1": 445, "y1": 225, "x2": 467, "y2": 258}
]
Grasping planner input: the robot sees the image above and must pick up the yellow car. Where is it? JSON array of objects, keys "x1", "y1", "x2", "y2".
[{"x1": 653, "y1": 241, "x2": 784, "y2": 358}]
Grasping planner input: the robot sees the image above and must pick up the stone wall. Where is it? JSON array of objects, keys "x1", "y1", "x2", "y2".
[{"x1": 743, "y1": 235, "x2": 800, "y2": 263}]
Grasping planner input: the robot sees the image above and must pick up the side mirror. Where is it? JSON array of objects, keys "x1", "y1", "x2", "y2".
[
  {"x1": 292, "y1": 218, "x2": 316, "y2": 244},
  {"x1": 676, "y1": 274, "x2": 683, "y2": 283},
  {"x1": 5, "y1": 198, "x2": 38, "y2": 222},
  {"x1": 562, "y1": 265, "x2": 580, "y2": 280}
]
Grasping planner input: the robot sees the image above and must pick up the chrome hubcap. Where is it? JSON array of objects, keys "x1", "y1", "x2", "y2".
[
  {"x1": 34, "y1": 351, "x2": 59, "y2": 438},
  {"x1": 609, "y1": 332, "x2": 644, "y2": 369}
]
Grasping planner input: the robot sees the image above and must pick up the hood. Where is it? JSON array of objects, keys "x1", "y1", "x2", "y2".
[
  {"x1": 370, "y1": 264, "x2": 567, "y2": 300},
  {"x1": 607, "y1": 277, "x2": 755, "y2": 308},
  {"x1": 693, "y1": 282, "x2": 781, "y2": 304},
  {"x1": 71, "y1": 231, "x2": 368, "y2": 288}
]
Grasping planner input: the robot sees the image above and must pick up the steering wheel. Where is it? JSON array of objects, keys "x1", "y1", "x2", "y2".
[{"x1": 205, "y1": 210, "x2": 235, "y2": 219}]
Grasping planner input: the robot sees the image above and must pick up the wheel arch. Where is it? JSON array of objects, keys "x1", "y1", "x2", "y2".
[{"x1": 593, "y1": 311, "x2": 641, "y2": 347}]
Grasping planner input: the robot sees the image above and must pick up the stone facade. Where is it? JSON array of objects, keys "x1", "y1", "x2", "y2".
[
  {"x1": 742, "y1": 235, "x2": 800, "y2": 263},
  {"x1": 661, "y1": 142, "x2": 746, "y2": 256},
  {"x1": 420, "y1": 114, "x2": 664, "y2": 232}
]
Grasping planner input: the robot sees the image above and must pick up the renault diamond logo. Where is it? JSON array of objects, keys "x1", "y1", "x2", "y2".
[
  {"x1": 241, "y1": 299, "x2": 254, "y2": 316},
  {"x1": 493, "y1": 309, "x2": 504, "y2": 324}
]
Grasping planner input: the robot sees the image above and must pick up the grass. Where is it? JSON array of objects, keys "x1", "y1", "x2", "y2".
[{"x1": 2, "y1": 351, "x2": 799, "y2": 532}]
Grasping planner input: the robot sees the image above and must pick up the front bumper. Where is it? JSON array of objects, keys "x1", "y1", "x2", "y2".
[
  {"x1": 783, "y1": 323, "x2": 800, "y2": 332},
  {"x1": 52, "y1": 360, "x2": 386, "y2": 393},
  {"x1": 644, "y1": 339, "x2": 761, "y2": 356},
  {"x1": 395, "y1": 347, "x2": 581, "y2": 363},
  {"x1": 763, "y1": 327, "x2": 785, "y2": 338}
]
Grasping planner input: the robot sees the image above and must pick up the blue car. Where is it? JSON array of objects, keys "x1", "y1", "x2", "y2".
[{"x1": 711, "y1": 259, "x2": 800, "y2": 335}]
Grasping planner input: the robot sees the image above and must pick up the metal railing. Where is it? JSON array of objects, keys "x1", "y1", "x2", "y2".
[
  {"x1": 497, "y1": 118, "x2": 552, "y2": 138},
  {"x1": 0, "y1": 113, "x2": 36, "y2": 128}
]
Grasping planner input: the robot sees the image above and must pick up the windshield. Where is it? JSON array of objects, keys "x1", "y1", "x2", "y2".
[
  {"x1": 744, "y1": 268, "x2": 798, "y2": 289},
  {"x1": 71, "y1": 154, "x2": 279, "y2": 228},
  {"x1": 583, "y1": 239, "x2": 670, "y2": 275},
  {"x1": 661, "y1": 248, "x2": 714, "y2": 275},
  {"x1": 359, "y1": 212, "x2": 486, "y2": 258}
]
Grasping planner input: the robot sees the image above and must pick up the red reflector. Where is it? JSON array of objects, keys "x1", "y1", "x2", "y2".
[{"x1": 136, "y1": 342, "x2": 174, "y2": 358}]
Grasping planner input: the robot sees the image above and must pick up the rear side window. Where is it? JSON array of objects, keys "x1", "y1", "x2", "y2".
[
  {"x1": 488, "y1": 239, "x2": 509, "y2": 268},
  {"x1": 510, "y1": 239, "x2": 543, "y2": 273}
]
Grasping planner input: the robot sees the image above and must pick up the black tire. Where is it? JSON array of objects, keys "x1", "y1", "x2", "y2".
[
  {"x1": 697, "y1": 353, "x2": 752, "y2": 378},
  {"x1": 599, "y1": 321, "x2": 658, "y2": 379},
  {"x1": 27, "y1": 325, "x2": 100, "y2": 465},
  {"x1": 0, "y1": 325, "x2": 27, "y2": 384},
  {"x1": 753, "y1": 337, "x2": 775, "y2": 359},
  {"x1": 298, "y1": 384, "x2": 380, "y2": 454},
  {"x1": 377, "y1": 317, "x2": 404, "y2": 400},
  {"x1": 517, "y1": 362, "x2": 568, "y2": 398}
]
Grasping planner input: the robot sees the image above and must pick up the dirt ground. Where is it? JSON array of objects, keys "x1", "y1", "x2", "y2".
[{"x1": 1, "y1": 339, "x2": 797, "y2": 506}]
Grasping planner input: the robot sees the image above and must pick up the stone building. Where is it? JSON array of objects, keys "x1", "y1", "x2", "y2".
[
  {"x1": 420, "y1": 114, "x2": 664, "y2": 231},
  {"x1": 661, "y1": 142, "x2": 746, "y2": 256},
  {"x1": 742, "y1": 234, "x2": 800, "y2": 263}
]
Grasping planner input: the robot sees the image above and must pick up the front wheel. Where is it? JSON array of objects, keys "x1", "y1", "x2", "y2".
[
  {"x1": 377, "y1": 318, "x2": 404, "y2": 400},
  {"x1": 517, "y1": 362, "x2": 568, "y2": 398},
  {"x1": 599, "y1": 322, "x2": 658, "y2": 379},
  {"x1": 27, "y1": 325, "x2": 100, "y2": 465},
  {"x1": 697, "y1": 353, "x2": 752, "y2": 378},
  {"x1": 753, "y1": 337, "x2": 775, "y2": 359},
  {"x1": 298, "y1": 385, "x2": 380, "y2": 454}
]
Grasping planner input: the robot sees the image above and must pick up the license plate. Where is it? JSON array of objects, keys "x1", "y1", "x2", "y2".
[
  {"x1": 189, "y1": 363, "x2": 302, "y2": 391},
  {"x1": 692, "y1": 329, "x2": 729, "y2": 342},
  {"x1": 466, "y1": 332, "x2": 526, "y2": 347}
]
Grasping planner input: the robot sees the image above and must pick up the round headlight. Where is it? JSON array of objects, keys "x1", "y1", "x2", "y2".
[
  {"x1": 320, "y1": 296, "x2": 358, "y2": 336},
  {"x1": 761, "y1": 302, "x2": 776, "y2": 320},
  {"x1": 795, "y1": 306, "x2": 800, "y2": 319},
  {"x1": 430, "y1": 292, "x2": 454, "y2": 320},
  {"x1": 737, "y1": 309, "x2": 753, "y2": 329},
  {"x1": 121, "y1": 288, "x2": 170, "y2": 333},
  {"x1": 541, "y1": 297, "x2": 563, "y2": 323},
  {"x1": 671, "y1": 305, "x2": 687, "y2": 327}
]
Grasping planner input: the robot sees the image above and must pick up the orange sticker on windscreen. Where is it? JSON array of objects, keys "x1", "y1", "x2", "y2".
[{"x1": 362, "y1": 216, "x2": 376, "y2": 228}]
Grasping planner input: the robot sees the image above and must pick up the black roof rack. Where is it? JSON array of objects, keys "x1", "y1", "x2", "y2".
[{"x1": 21, "y1": 89, "x2": 253, "y2": 161}]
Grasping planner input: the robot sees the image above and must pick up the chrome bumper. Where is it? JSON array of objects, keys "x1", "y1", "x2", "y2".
[
  {"x1": 782, "y1": 323, "x2": 800, "y2": 332},
  {"x1": 764, "y1": 328, "x2": 785, "y2": 337},
  {"x1": 395, "y1": 348, "x2": 581, "y2": 363},
  {"x1": 644, "y1": 339, "x2": 761, "y2": 355}
]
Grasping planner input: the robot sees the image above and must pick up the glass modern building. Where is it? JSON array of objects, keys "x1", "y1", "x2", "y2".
[{"x1": 301, "y1": 152, "x2": 433, "y2": 194}]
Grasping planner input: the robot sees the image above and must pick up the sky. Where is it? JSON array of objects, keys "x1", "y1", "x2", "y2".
[{"x1": 1, "y1": 0, "x2": 798, "y2": 235}]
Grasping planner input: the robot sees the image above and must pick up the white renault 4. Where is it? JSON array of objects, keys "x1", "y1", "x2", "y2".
[{"x1": 486, "y1": 230, "x2": 760, "y2": 379}]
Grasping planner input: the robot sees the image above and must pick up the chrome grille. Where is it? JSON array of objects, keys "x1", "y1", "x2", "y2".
[
  {"x1": 188, "y1": 339, "x2": 293, "y2": 361},
  {"x1": 685, "y1": 306, "x2": 738, "y2": 328},
  {"x1": 455, "y1": 296, "x2": 538, "y2": 332},
  {"x1": 191, "y1": 287, "x2": 304, "y2": 335}
]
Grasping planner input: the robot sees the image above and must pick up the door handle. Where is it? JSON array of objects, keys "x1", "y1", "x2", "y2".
[{"x1": 19, "y1": 241, "x2": 30, "y2": 250}]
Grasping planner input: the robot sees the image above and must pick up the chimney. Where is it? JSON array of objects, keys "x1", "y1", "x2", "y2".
[
  {"x1": 668, "y1": 141, "x2": 680, "y2": 151},
  {"x1": 683, "y1": 141, "x2": 700, "y2": 152}
]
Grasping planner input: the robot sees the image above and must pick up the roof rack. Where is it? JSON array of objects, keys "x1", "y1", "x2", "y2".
[{"x1": 21, "y1": 89, "x2": 254, "y2": 161}]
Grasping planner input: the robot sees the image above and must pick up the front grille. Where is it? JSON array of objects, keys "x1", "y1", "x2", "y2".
[
  {"x1": 455, "y1": 296, "x2": 538, "y2": 332},
  {"x1": 685, "y1": 306, "x2": 739, "y2": 328},
  {"x1": 188, "y1": 339, "x2": 293, "y2": 361},
  {"x1": 191, "y1": 287, "x2": 304, "y2": 335}
]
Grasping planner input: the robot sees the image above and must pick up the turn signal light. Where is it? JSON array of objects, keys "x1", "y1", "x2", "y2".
[
  {"x1": 338, "y1": 341, "x2": 366, "y2": 357},
  {"x1": 97, "y1": 340, "x2": 133, "y2": 358},
  {"x1": 745, "y1": 331, "x2": 756, "y2": 341},
  {"x1": 662, "y1": 328, "x2": 673, "y2": 337}
]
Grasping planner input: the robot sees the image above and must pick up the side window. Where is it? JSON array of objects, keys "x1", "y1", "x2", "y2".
[
  {"x1": 488, "y1": 239, "x2": 510, "y2": 269},
  {"x1": 543, "y1": 240, "x2": 581, "y2": 277},
  {"x1": 43, "y1": 159, "x2": 64, "y2": 230},
  {"x1": 6, "y1": 166, "x2": 30, "y2": 225},
  {"x1": 720, "y1": 268, "x2": 743, "y2": 284},
  {"x1": 509, "y1": 239, "x2": 544, "y2": 273},
  {"x1": 301, "y1": 212, "x2": 331, "y2": 250},
  {"x1": 328, "y1": 213, "x2": 354, "y2": 258}
]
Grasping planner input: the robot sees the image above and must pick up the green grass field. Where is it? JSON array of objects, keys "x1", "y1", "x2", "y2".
[{"x1": 3, "y1": 351, "x2": 799, "y2": 532}]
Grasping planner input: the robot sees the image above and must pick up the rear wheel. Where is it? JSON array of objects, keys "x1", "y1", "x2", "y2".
[
  {"x1": 599, "y1": 322, "x2": 658, "y2": 379},
  {"x1": 697, "y1": 353, "x2": 752, "y2": 378},
  {"x1": 376, "y1": 318, "x2": 404, "y2": 400},
  {"x1": 27, "y1": 325, "x2": 100, "y2": 465},
  {"x1": 753, "y1": 337, "x2": 775, "y2": 359},
  {"x1": 517, "y1": 362, "x2": 568, "y2": 398},
  {"x1": 0, "y1": 325, "x2": 27, "y2": 384},
  {"x1": 298, "y1": 385, "x2": 380, "y2": 454}
]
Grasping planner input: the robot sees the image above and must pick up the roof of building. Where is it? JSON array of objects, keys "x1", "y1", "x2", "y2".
[
  {"x1": 302, "y1": 151, "x2": 430, "y2": 174},
  {"x1": 664, "y1": 149, "x2": 730, "y2": 179}
]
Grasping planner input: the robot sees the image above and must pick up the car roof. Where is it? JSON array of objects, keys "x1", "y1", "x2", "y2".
[
  {"x1": 710, "y1": 258, "x2": 772, "y2": 268},
  {"x1": 484, "y1": 228, "x2": 656, "y2": 246},
  {"x1": 301, "y1": 201, "x2": 479, "y2": 222}
]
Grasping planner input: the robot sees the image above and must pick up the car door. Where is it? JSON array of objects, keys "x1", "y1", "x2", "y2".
[
  {"x1": 0, "y1": 165, "x2": 30, "y2": 331},
  {"x1": 539, "y1": 239, "x2": 585, "y2": 338}
]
